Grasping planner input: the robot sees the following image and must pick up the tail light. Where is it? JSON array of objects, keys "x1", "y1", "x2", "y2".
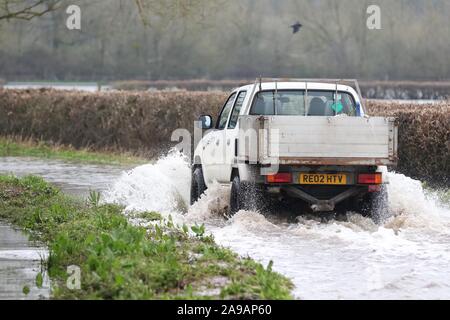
[
  {"x1": 358, "y1": 173, "x2": 382, "y2": 185},
  {"x1": 266, "y1": 173, "x2": 292, "y2": 183}
]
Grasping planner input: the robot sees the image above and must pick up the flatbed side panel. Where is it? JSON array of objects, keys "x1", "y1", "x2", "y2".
[
  {"x1": 277, "y1": 157, "x2": 394, "y2": 166},
  {"x1": 237, "y1": 116, "x2": 398, "y2": 166}
]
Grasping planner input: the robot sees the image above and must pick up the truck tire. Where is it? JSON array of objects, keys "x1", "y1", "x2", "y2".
[
  {"x1": 361, "y1": 185, "x2": 390, "y2": 224},
  {"x1": 229, "y1": 176, "x2": 263, "y2": 217},
  {"x1": 190, "y1": 167, "x2": 207, "y2": 205},
  {"x1": 229, "y1": 176, "x2": 245, "y2": 216}
]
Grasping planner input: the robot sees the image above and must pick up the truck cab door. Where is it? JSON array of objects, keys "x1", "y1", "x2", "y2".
[
  {"x1": 198, "y1": 130, "x2": 217, "y2": 185},
  {"x1": 219, "y1": 90, "x2": 249, "y2": 182},
  {"x1": 201, "y1": 92, "x2": 236, "y2": 184}
]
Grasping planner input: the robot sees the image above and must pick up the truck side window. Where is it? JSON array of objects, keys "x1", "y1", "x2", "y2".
[
  {"x1": 228, "y1": 91, "x2": 247, "y2": 129},
  {"x1": 217, "y1": 93, "x2": 237, "y2": 130},
  {"x1": 250, "y1": 91, "x2": 305, "y2": 115}
]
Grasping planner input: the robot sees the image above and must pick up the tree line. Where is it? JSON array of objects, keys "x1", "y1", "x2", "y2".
[{"x1": 0, "y1": 0, "x2": 449, "y2": 81}]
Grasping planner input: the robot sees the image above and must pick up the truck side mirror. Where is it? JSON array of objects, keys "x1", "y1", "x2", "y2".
[{"x1": 198, "y1": 115, "x2": 213, "y2": 129}]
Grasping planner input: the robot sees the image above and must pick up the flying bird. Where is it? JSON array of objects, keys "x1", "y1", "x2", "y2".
[{"x1": 290, "y1": 21, "x2": 303, "y2": 34}]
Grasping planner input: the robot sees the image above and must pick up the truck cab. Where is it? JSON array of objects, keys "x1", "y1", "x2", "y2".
[{"x1": 191, "y1": 79, "x2": 398, "y2": 223}]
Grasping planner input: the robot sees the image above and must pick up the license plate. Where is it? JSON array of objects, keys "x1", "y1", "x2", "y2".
[{"x1": 300, "y1": 173, "x2": 347, "y2": 185}]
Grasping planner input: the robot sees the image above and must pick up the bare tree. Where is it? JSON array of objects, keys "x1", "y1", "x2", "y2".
[
  {"x1": 2, "y1": 0, "x2": 450, "y2": 81},
  {"x1": 134, "y1": 0, "x2": 224, "y2": 27},
  {"x1": 0, "y1": 0, "x2": 60, "y2": 21}
]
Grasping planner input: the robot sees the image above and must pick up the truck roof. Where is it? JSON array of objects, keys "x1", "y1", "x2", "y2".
[
  {"x1": 235, "y1": 80, "x2": 365, "y2": 115},
  {"x1": 237, "y1": 82, "x2": 358, "y2": 94}
]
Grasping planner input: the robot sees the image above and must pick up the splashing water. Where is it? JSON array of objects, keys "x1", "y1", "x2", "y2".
[
  {"x1": 105, "y1": 152, "x2": 450, "y2": 299},
  {"x1": 385, "y1": 172, "x2": 450, "y2": 231},
  {"x1": 105, "y1": 152, "x2": 191, "y2": 216}
]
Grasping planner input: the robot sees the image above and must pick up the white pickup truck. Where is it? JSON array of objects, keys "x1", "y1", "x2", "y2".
[{"x1": 191, "y1": 79, "x2": 398, "y2": 222}]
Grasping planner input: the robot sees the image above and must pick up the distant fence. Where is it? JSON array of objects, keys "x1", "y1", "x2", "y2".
[{"x1": 0, "y1": 89, "x2": 448, "y2": 186}]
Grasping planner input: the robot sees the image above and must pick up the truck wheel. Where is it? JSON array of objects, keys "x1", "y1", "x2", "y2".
[
  {"x1": 229, "y1": 176, "x2": 244, "y2": 216},
  {"x1": 362, "y1": 185, "x2": 390, "y2": 224},
  {"x1": 190, "y1": 167, "x2": 207, "y2": 205},
  {"x1": 229, "y1": 176, "x2": 262, "y2": 217}
]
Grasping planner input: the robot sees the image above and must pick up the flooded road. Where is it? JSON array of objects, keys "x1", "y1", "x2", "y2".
[
  {"x1": 1, "y1": 155, "x2": 450, "y2": 299},
  {"x1": 0, "y1": 224, "x2": 49, "y2": 300},
  {"x1": 0, "y1": 157, "x2": 125, "y2": 197},
  {"x1": 105, "y1": 153, "x2": 450, "y2": 300}
]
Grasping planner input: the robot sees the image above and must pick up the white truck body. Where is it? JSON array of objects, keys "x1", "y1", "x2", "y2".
[{"x1": 192, "y1": 79, "x2": 398, "y2": 216}]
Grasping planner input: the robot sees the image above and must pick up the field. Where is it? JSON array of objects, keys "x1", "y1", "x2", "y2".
[{"x1": 0, "y1": 89, "x2": 448, "y2": 185}]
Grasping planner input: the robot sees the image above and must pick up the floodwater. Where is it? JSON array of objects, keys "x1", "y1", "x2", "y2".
[
  {"x1": 1, "y1": 155, "x2": 450, "y2": 300},
  {"x1": 0, "y1": 157, "x2": 125, "y2": 197},
  {"x1": 3, "y1": 82, "x2": 111, "y2": 92},
  {"x1": 105, "y1": 153, "x2": 450, "y2": 300},
  {"x1": 0, "y1": 224, "x2": 49, "y2": 300},
  {"x1": 369, "y1": 99, "x2": 444, "y2": 105}
]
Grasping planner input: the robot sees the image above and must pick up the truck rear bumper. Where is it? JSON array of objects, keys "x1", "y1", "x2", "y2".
[{"x1": 283, "y1": 185, "x2": 366, "y2": 212}]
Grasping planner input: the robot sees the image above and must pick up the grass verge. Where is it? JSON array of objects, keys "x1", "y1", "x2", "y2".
[
  {"x1": 0, "y1": 175, "x2": 293, "y2": 299},
  {"x1": 0, "y1": 137, "x2": 146, "y2": 166}
]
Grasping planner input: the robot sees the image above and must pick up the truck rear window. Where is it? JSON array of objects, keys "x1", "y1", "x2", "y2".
[{"x1": 250, "y1": 90, "x2": 357, "y2": 116}]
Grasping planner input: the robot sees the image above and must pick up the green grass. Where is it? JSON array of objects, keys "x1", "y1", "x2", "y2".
[
  {"x1": 131, "y1": 211, "x2": 163, "y2": 221},
  {"x1": 0, "y1": 137, "x2": 146, "y2": 166},
  {"x1": 0, "y1": 175, "x2": 293, "y2": 300}
]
